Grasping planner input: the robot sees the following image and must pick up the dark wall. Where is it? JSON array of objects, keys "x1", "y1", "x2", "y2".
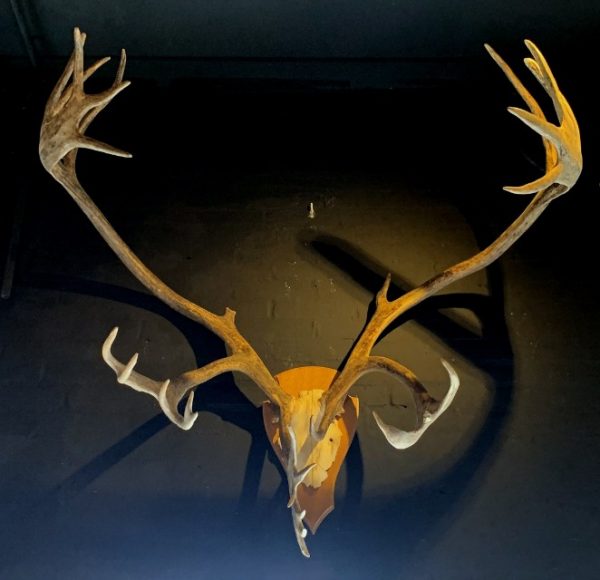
[
  {"x1": 1, "y1": 3, "x2": 600, "y2": 579},
  {"x1": 3, "y1": 0, "x2": 600, "y2": 85},
  {"x1": 3, "y1": 0, "x2": 599, "y2": 57}
]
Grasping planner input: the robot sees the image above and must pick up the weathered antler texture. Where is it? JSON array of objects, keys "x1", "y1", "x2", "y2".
[
  {"x1": 313, "y1": 39, "x2": 582, "y2": 445},
  {"x1": 39, "y1": 28, "x2": 292, "y2": 431}
]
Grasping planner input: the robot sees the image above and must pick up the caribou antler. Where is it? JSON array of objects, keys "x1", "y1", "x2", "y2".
[
  {"x1": 39, "y1": 28, "x2": 292, "y2": 425},
  {"x1": 313, "y1": 39, "x2": 582, "y2": 445},
  {"x1": 39, "y1": 31, "x2": 582, "y2": 559}
]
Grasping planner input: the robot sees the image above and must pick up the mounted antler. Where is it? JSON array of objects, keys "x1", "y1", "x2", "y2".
[
  {"x1": 39, "y1": 28, "x2": 292, "y2": 428},
  {"x1": 312, "y1": 39, "x2": 582, "y2": 448},
  {"x1": 39, "y1": 31, "x2": 582, "y2": 558}
]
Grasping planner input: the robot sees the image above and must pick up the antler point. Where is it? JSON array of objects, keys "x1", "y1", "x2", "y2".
[
  {"x1": 118, "y1": 352, "x2": 138, "y2": 383},
  {"x1": 224, "y1": 307, "x2": 237, "y2": 322},
  {"x1": 184, "y1": 390, "x2": 196, "y2": 420},
  {"x1": 502, "y1": 185, "x2": 528, "y2": 195}
]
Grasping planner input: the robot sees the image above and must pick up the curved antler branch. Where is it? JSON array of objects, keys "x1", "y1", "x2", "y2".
[
  {"x1": 369, "y1": 359, "x2": 460, "y2": 450},
  {"x1": 316, "y1": 40, "x2": 582, "y2": 437},
  {"x1": 39, "y1": 28, "x2": 291, "y2": 424},
  {"x1": 102, "y1": 327, "x2": 266, "y2": 430}
]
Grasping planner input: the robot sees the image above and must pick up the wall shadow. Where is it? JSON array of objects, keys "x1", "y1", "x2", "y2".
[
  {"x1": 295, "y1": 231, "x2": 514, "y2": 567},
  {"x1": 0, "y1": 272, "x2": 289, "y2": 571},
  {"x1": 1, "y1": 215, "x2": 514, "y2": 574}
]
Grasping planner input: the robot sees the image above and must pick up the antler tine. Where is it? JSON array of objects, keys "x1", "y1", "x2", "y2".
[
  {"x1": 484, "y1": 43, "x2": 557, "y2": 171},
  {"x1": 285, "y1": 425, "x2": 314, "y2": 557},
  {"x1": 314, "y1": 40, "x2": 582, "y2": 443},
  {"x1": 45, "y1": 52, "x2": 75, "y2": 113},
  {"x1": 73, "y1": 27, "x2": 85, "y2": 87},
  {"x1": 523, "y1": 40, "x2": 563, "y2": 121},
  {"x1": 79, "y1": 51, "x2": 128, "y2": 135}
]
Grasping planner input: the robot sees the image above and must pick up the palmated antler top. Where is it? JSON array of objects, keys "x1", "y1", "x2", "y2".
[
  {"x1": 40, "y1": 28, "x2": 131, "y2": 174},
  {"x1": 485, "y1": 40, "x2": 581, "y2": 196}
]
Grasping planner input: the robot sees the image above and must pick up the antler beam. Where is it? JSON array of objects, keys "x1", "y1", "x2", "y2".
[{"x1": 39, "y1": 28, "x2": 292, "y2": 426}]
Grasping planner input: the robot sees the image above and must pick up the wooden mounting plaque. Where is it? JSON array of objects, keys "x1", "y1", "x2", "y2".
[{"x1": 262, "y1": 366, "x2": 359, "y2": 534}]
